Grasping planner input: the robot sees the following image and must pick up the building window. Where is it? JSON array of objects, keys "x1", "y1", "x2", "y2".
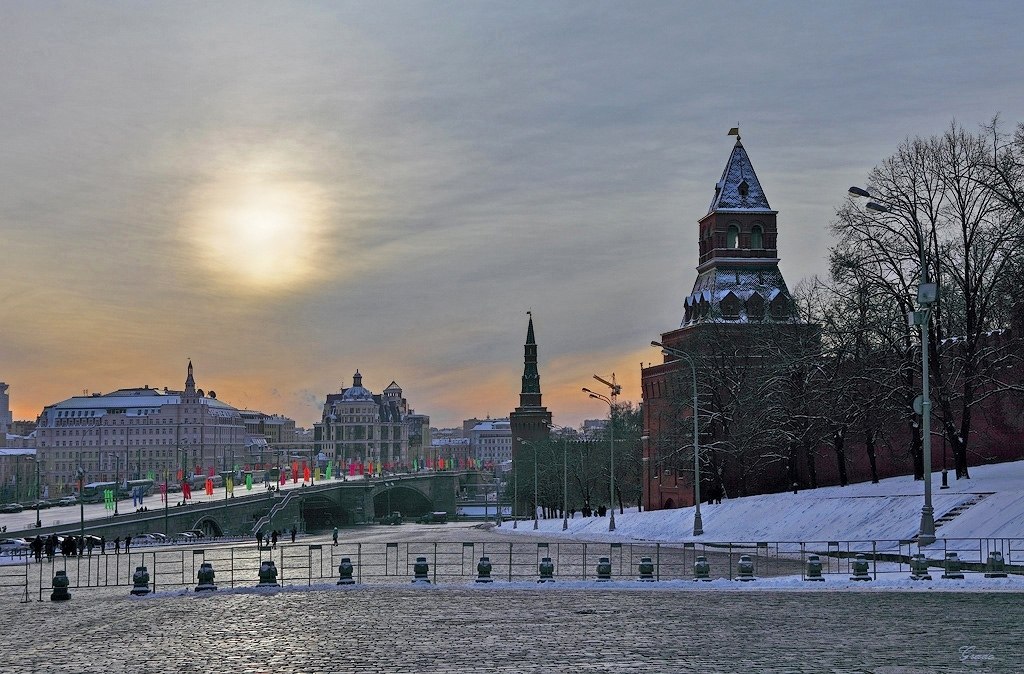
[
  {"x1": 727, "y1": 225, "x2": 739, "y2": 249},
  {"x1": 751, "y1": 225, "x2": 763, "y2": 249}
]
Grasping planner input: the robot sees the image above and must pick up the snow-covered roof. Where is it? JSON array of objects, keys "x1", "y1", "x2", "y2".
[
  {"x1": 40, "y1": 387, "x2": 239, "y2": 423},
  {"x1": 707, "y1": 139, "x2": 773, "y2": 214},
  {"x1": 0, "y1": 447, "x2": 37, "y2": 457},
  {"x1": 683, "y1": 265, "x2": 794, "y2": 326}
]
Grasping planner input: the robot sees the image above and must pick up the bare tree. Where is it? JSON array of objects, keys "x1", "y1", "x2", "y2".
[{"x1": 833, "y1": 123, "x2": 1023, "y2": 479}]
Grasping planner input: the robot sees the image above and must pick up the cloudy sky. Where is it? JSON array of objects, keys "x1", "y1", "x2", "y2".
[{"x1": 3, "y1": 1, "x2": 1023, "y2": 429}]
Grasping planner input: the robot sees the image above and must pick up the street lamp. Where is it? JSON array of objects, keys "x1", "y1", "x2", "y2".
[
  {"x1": 76, "y1": 466, "x2": 85, "y2": 541},
  {"x1": 652, "y1": 341, "x2": 704, "y2": 536},
  {"x1": 545, "y1": 423, "x2": 571, "y2": 531},
  {"x1": 512, "y1": 446, "x2": 518, "y2": 529},
  {"x1": 581, "y1": 386, "x2": 617, "y2": 532},
  {"x1": 33, "y1": 457, "x2": 42, "y2": 528},
  {"x1": 515, "y1": 438, "x2": 540, "y2": 530},
  {"x1": 850, "y1": 186, "x2": 937, "y2": 545},
  {"x1": 107, "y1": 452, "x2": 120, "y2": 516}
]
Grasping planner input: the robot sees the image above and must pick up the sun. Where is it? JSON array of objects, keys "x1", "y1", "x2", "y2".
[{"x1": 186, "y1": 174, "x2": 331, "y2": 293}]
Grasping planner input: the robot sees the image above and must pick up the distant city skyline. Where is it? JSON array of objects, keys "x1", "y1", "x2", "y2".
[{"x1": 3, "y1": 2, "x2": 1024, "y2": 428}]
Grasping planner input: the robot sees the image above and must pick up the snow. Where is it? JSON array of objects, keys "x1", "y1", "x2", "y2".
[{"x1": 504, "y1": 460, "x2": 1024, "y2": 552}]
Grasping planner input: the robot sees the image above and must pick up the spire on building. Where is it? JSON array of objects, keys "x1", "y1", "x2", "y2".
[
  {"x1": 519, "y1": 312, "x2": 542, "y2": 408},
  {"x1": 353, "y1": 370, "x2": 362, "y2": 388},
  {"x1": 707, "y1": 135, "x2": 772, "y2": 213},
  {"x1": 185, "y1": 360, "x2": 196, "y2": 393},
  {"x1": 683, "y1": 135, "x2": 793, "y2": 327},
  {"x1": 509, "y1": 311, "x2": 552, "y2": 469}
]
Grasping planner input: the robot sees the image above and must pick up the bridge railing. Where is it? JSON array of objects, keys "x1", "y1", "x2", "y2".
[{"x1": 251, "y1": 490, "x2": 297, "y2": 534}]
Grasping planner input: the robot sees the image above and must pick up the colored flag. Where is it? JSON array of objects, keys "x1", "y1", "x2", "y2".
[
  {"x1": 303, "y1": 462, "x2": 310, "y2": 482},
  {"x1": 245, "y1": 473, "x2": 253, "y2": 491},
  {"x1": 226, "y1": 476, "x2": 234, "y2": 495}
]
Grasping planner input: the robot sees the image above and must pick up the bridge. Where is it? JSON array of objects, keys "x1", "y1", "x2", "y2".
[{"x1": 4, "y1": 471, "x2": 489, "y2": 541}]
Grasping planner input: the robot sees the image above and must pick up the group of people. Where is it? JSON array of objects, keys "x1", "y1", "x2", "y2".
[
  {"x1": 255, "y1": 526, "x2": 298, "y2": 550},
  {"x1": 574, "y1": 504, "x2": 608, "y2": 518},
  {"x1": 27, "y1": 533, "x2": 133, "y2": 562}
]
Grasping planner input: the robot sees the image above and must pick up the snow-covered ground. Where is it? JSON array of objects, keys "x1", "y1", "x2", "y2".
[{"x1": 507, "y1": 460, "x2": 1024, "y2": 548}]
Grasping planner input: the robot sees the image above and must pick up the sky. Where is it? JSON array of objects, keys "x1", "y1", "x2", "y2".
[{"x1": 3, "y1": 1, "x2": 1024, "y2": 430}]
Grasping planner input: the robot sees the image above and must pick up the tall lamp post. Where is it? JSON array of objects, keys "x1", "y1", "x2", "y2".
[
  {"x1": 76, "y1": 466, "x2": 85, "y2": 541},
  {"x1": 107, "y1": 452, "x2": 120, "y2": 516},
  {"x1": 652, "y1": 341, "x2": 704, "y2": 536},
  {"x1": 512, "y1": 447, "x2": 518, "y2": 529},
  {"x1": 515, "y1": 438, "x2": 540, "y2": 530},
  {"x1": 850, "y1": 186, "x2": 937, "y2": 545},
  {"x1": 545, "y1": 423, "x2": 571, "y2": 531},
  {"x1": 582, "y1": 385, "x2": 617, "y2": 532},
  {"x1": 34, "y1": 458, "x2": 42, "y2": 528}
]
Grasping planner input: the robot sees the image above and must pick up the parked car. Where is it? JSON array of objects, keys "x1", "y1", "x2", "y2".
[
  {"x1": 0, "y1": 503, "x2": 25, "y2": 514},
  {"x1": 24, "y1": 500, "x2": 53, "y2": 510},
  {"x1": 139, "y1": 533, "x2": 169, "y2": 544},
  {"x1": 418, "y1": 511, "x2": 448, "y2": 524},
  {"x1": 1, "y1": 537, "x2": 31, "y2": 555},
  {"x1": 380, "y1": 511, "x2": 403, "y2": 525},
  {"x1": 57, "y1": 496, "x2": 77, "y2": 507},
  {"x1": 177, "y1": 529, "x2": 206, "y2": 542}
]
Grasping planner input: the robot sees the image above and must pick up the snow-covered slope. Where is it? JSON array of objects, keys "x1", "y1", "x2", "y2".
[{"x1": 508, "y1": 460, "x2": 1024, "y2": 546}]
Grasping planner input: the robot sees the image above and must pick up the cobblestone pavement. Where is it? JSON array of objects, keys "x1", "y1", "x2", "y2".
[
  {"x1": 0, "y1": 585, "x2": 1020, "y2": 673},
  {"x1": 1, "y1": 525, "x2": 1021, "y2": 673}
]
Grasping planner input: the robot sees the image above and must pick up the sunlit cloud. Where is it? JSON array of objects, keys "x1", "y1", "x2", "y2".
[{"x1": 183, "y1": 157, "x2": 334, "y2": 294}]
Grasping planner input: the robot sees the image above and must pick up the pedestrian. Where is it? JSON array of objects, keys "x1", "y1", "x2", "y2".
[
  {"x1": 86, "y1": 537, "x2": 94, "y2": 556},
  {"x1": 100, "y1": 535, "x2": 106, "y2": 554},
  {"x1": 290, "y1": 527, "x2": 296, "y2": 543},
  {"x1": 271, "y1": 530, "x2": 278, "y2": 549},
  {"x1": 114, "y1": 536, "x2": 121, "y2": 554},
  {"x1": 256, "y1": 531, "x2": 262, "y2": 550},
  {"x1": 125, "y1": 535, "x2": 131, "y2": 553},
  {"x1": 332, "y1": 527, "x2": 339, "y2": 546},
  {"x1": 32, "y1": 536, "x2": 43, "y2": 563}
]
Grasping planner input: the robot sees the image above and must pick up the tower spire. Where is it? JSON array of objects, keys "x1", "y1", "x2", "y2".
[
  {"x1": 519, "y1": 312, "x2": 542, "y2": 407},
  {"x1": 185, "y1": 359, "x2": 196, "y2": 393}
]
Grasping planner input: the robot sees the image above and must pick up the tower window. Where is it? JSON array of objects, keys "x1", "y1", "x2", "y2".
[
  {"x1": 751, "y1": 225, "x2": 763, "y2": 249},
  {"x1": 727, "y1": 225, "x2": 739, "y2": 249},
  {"x1": 738, "y1": 180, "x2": 749, "y2": 198}
]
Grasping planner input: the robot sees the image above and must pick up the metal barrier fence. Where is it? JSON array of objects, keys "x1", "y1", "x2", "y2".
[{"x1": 2, "y1": 537, "x2": 1020, "y2": 601}]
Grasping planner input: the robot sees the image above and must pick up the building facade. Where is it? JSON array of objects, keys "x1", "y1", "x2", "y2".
[
  {"x1": 314, "y1": 371, "x2": 426, "y2": 469},
  {"x1": 467, "y1": 418, "x2": 512, "y2": 466},
  {"x1": 33, "y1": 362, "x2": 247, "y2": 495}
]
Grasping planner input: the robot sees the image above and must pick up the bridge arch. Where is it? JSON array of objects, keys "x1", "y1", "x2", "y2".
[
  {"x1": 191, "y1": 516, "x2": 224, "y2": 537},
  {"x1": 372, "y1": 484, "x2": 433, "y2": 518}
]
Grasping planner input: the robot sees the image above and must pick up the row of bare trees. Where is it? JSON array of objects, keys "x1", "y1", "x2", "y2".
[
  {"x1": 511, "y1": 403, "x2": 644, "y2": 516},
  {"x1": 657, "y1": 119, "x2": 1024, "y2": 497}
]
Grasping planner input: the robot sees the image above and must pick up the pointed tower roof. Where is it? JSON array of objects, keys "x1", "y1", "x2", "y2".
[
  {"x1": 707, "y1": 138, "x2": 773, "y2": 213},
  {"x1": 682, "y1": 135, "x2": 793, "y2": 327},
  {"x1": 184, "y1": 360, "x2": 196, "y2": 393},
  {"x1": 520, "y1": 313, "x2": 541, "y2": 401}
]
